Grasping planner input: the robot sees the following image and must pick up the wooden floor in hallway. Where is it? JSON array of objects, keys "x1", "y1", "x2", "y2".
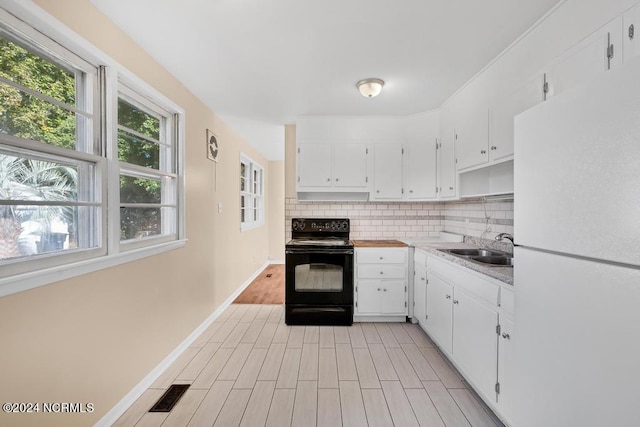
[{"x1": 115, "y1": 304, "x2": 504, "y2": 427}]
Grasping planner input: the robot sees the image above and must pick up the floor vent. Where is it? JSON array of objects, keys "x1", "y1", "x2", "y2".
[
  {"x1": 266, "y1": 274, "x2": 273, "y2": 278},
  {"x1": 149, "y1": 384, "x2": 190, "y2": 412}
]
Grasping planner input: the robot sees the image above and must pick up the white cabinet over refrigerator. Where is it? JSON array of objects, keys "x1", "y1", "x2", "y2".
[{"x1": 513, "y1": 55, "x2": 640, "y2": 427}]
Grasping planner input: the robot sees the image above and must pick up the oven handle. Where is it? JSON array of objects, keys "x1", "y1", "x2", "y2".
[{"x1": 286, "y1": 248, "x2": 354, "y2": 255}]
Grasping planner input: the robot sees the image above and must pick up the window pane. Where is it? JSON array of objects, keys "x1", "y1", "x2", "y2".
[
  {"x1": 120, "y1": 207, "x2": 161, "y2": 240},
  {"x1": 240, "y1": 195, "x2": 245, "y2": 222},
  {"x1": 0, "y1": 35, "x2": 76, "y2": 106},
  {"x1": 0, "y1": 205, "x2": 97, "y2": 261},
  {"x1": 118, "y1": 129, "x2": 160, "y2": 169},
  {"x1": 0, "y1": 153, "x2": 89, "y2": 202},
  {"x1": 118, "y1": 99, "x2": 159, "y2": 140},
  {"x1": 0, "y1": 82, "x2": 82, "y2": 150},
  {"x1": 120, "y1": 175, "x2": 161, "y2": 204},
  {"x1": 240, "y1": 162, "x2": 246, "y2": 191},
  {"x1": 253, "y1": 198, "x2": 257, "y2": 221},
  {"x1": 253, "y1": 170, "x2": 258, "y2": 194}
]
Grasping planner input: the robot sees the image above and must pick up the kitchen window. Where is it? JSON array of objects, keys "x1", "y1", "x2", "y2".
[
  {"x1": 0, "y1": 8, "x2": 185, "y2": 296},
  {"x1": 117, "y1": 87, "x2": 179, "y2": 249},
  {"x1": 240, "y1": 154, "x2": 263, "y2": 231}
]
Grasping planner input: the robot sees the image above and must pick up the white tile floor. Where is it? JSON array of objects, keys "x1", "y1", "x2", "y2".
[{"x1": 115, "y1": 304, "x2": 503, "y2": 426}]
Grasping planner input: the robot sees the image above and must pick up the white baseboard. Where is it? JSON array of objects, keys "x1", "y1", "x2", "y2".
[
  {"x1": 269, "y1": 259, "x2": 285, "y2": 264},
  {"x1": 95, "y1": 260, "x2": 269, "y2": 427}
]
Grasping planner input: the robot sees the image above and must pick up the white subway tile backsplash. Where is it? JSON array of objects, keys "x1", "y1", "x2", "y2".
[{"x1": 284, "y1": 197, "x2": 513, "y2": 240}]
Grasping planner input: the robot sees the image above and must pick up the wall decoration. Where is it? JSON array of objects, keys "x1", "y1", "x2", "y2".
[{"x1": 206, "y1": 129, "x2": 219, "y2": 162}]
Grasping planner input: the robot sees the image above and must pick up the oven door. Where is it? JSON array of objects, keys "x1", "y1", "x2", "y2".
[{"x1": 285, "y1": 248, "x2": 353, "y2": 306}]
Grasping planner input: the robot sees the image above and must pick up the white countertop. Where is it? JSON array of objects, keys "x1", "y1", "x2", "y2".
[{"x1": 412, "y1": 241, "x2": 514, "y2": 286}]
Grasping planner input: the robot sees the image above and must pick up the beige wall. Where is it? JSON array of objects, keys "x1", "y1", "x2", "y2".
[{"x1": 0, "y1": 1, "x2": 273, "y2": 426}]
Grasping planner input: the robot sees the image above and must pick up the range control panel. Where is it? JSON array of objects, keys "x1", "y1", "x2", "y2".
[{"x1": 291, "y1": 218, "x2": 350, "y2": 233}]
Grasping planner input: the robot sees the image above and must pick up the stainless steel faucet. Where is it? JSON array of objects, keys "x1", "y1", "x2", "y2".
[{"x1": 495, "y1": 233, "x2": 514, "y2": 244}]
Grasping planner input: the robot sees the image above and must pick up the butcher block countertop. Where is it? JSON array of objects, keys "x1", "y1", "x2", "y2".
[{"x1": 352, "y1": 240, "x2": 408, "y2": 248}]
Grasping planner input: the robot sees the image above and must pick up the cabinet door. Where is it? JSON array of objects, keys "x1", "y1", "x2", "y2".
[
  {"x1": 490, "y1": 75, "x2": 544, "y2": 162},
  {"x1": 438, "y1": 132, "x2": 456, "y2": 198},
  {"x1": 455, "y1": 107, "x2": 489, "y2": 170},
  {"x1": 547, "y1": 17, "x2": 622, "y2": 98},
  {"x1": 452, "y1": 288, "x2": 498, "y2": 402},
  {"x1": 497, "y1": 316, "x2": 514, "y2": 425},
  {"x1": 425, "y1": 272, "x2": 453, "y2": 354},
  {"x1": 380, "y1": 280, "x2": 407, "y2": 315},
  {"x1": 334, "y1": 143, "x2": 368, "y2": 187},
  {"x1": 406, "y1": 141, "x2": 437, "y2": 199},
  {"x1": 373, "y1": 144, "x2": 403, "y2": 199},
  {"x1": 623, "y1": 4, "x2": 640, "y2": 61},
  {"x1": 356, "y1": 280, "x2": 381, "y2": 314},
  {"x1": 297, "y1": 143, "x2": 332, "y2": 187},
  {"x1": 413, "y1": 264, "x2": 427, "y2": 325}
]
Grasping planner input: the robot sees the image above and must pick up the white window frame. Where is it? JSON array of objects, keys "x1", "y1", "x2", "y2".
[
  {"x1": 240, "y1": 153, "x2": 264, "y2": 232},
  {"x1": 0, "y1": 3, "x2": 186, "y2": 297},
  {"x1": 115, "y1": 84, "x2": 180, "y2": 251}
]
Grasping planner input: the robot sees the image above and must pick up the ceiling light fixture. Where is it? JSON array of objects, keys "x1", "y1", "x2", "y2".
[{"x1": 356, "y1": 78, "x2": 384, "y2": 98}]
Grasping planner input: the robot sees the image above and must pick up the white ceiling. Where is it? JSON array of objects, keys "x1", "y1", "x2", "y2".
[{"x1": 90, "y1": 0, "x2": 562, "y2": 160}]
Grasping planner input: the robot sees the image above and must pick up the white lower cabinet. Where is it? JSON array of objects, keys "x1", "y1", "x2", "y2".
[
  {"x1": 413, "y1": 250, "x2": 428, "y2": 327},
  {"x1": 497, "y1": 316, "x2": 514, "y2": 425},
  {"x1": 420, "y1": 254, "x2": 512, "y2": 425},
  {"x1": 355, "y1": 247, "x2": 408, "y2": 321},
  {"x1": 425, "y1": 271, "x2": 453, "y2": 354},
  {"x1": 452, "y1": 287, "x2": 499, "y2": 402}
]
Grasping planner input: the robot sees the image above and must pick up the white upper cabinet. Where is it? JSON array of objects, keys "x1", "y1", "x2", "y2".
[
  {"x1": 455, "y1": 106, "x2": 489, "y2": 171},
  {"x1": 406, "y1": 141, "x2": 437, "y2": 199},
  {"x1": 437, "y1": 113, "x2": 457, "y2": 198},
  {"x1": 623, "y1": 3, "x2": 640, "y2": 61},
  {"x1": 489, "y1": 74, "x2": 545, "y2": 163},
  {"x1": 334, "y1": 143, "x2": 368, "y2": 187},
  {"x1": 546, "y1": 17, "x2": 623, "y2": 99},
  {"x1": 297, "y1": 142, "x2": 368, "y2": 190},
  {"x1": 373, "y1": 143, "x2": 404, "y2": 199},
  {"x1": 297, "y1": 143, "x2": 332, "y2": 187}
]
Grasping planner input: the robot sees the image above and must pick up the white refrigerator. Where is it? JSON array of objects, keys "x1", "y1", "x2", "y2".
[{"x1": 512, "y1": 58, "x2": 640, "y2": 426}]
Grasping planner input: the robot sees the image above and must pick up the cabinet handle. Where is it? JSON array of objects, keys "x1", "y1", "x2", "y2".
[
  {"x1": 379, "y1": 257, "x2": 383, "y2": 260},
  {"x1": 383, "y1": 288, "x2": 387, "y2": 292},
  {"x1": 409, "y1": 189, "x2": 413, "y2": 193},
  {"x1": 453, "y1": 299, "x2": 459, "y2": 304},
  {"x1": 380, "y1": 271, "x2": 384, "y2": 275},
  {"x1": 630, "y1": 24, "x2": 635, "y2": 40},
  {"x1": 480, "y1": 150, "x2": 487, "y2": 154},
  {"x1": 421, "y1": 277, "x2": 425, "y2": 281},
  {"x1": 377, "y1": 288, "x2": 381, "y2": 291},
  {"x1": 490, "y1": 146, "x2": 497, "y2": 150},
  {"x1": 449, "y1": 186, "x2": 454, "y2": 190},
  {"x1": 376, "y1": 190, "x2": 380, "y2": 193},
  {"x1": 502, "y1": 332, "x2": 511, "y2": 340},
  {"x1": 335, "y1": 178, "x2": 339, "y2": 182},
  {"x1": 445, "y1": 295, "x2": 451, "y2": 299},
  {"x1": 327, "y1": 178, "x2": 331, "y2": 182}
]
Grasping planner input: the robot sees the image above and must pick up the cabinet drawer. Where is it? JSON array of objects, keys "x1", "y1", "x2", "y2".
[
  {"x1": 358, "y1": 264, "x2": 406, "y2": 279},
  {"x1": 357, "y1": 248, "x2": 407, "y2": 264}
]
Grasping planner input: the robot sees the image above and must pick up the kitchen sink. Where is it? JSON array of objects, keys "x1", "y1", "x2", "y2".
[
  {"x1": 469, "y1": 255, "x2": 514, "y2": 266},
  {"x1": 438, "y1": 248, "x2": 513, "y2": 267},
  {"x1": 447, "y1": 248, "x2": 504, "y2": 257}
]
